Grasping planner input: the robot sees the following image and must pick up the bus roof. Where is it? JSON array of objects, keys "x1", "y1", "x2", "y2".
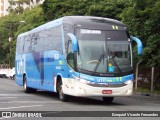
[
  {"x1": 63, "y1": 16, "x2": 124, "y2": 26},
  {"x1": 18, "y1": 16, "x2": 126, "y2": 38}
]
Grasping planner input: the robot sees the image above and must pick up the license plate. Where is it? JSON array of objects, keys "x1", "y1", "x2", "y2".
[{"x1": 102, "y1": 90, "x2": 112, "y2": 94}]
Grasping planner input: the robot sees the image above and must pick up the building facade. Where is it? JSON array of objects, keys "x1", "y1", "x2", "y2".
[
  {"x1": 0, "y1": 0, "x2": 9, "y2": 17},
  {"x1": 0, "y1": 0, "x2": 45, "y2": 17}
]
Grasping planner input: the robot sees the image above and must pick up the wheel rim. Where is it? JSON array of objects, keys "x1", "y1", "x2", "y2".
[
  {"x1": 59, "y1": 85, "x2": 64, "y2": 100},
  {"x1": 24, "y1": 80, "x2": 27, "y2": 90}
]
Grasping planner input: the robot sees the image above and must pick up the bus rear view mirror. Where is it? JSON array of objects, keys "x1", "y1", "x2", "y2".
[
  {"x1": 67, "y1": 33, "x2": 78, "y2": 52},
  {"x1": 131, "y1": 36, "x2": 143, "y2": 55}
]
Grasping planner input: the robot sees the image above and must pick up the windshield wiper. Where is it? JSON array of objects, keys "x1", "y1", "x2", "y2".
[
  {"x1": 92, "y1": 53, "x2": 122, "y2": 75},
  {"x1": 92, "y1": 53, "x2": 105, "y2": 75},
  {"x1": 110, "y1": 57, "x2": 122, "y2": 73}
]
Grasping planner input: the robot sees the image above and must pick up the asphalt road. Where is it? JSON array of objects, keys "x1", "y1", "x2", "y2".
[{"x1": 0, "y1": 78, "x2": 160, "y2": 120}]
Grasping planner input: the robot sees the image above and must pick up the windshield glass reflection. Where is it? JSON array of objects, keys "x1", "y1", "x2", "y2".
[{"x1": 77, "y1": 29, "x2": 132, "y2": 74}]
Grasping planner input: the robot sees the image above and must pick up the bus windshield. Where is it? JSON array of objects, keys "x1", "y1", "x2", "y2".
[{"x1": 77, "y1": 29, "x2": 132, "y2": 74}]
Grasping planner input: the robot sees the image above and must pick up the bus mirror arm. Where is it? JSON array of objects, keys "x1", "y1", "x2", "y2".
[
  {"x1": 131, "y1": 36, "x2": 143, "y2": 55},
  {"x1": 67, "y1": 33, "x2": 78, "y2": 52}
]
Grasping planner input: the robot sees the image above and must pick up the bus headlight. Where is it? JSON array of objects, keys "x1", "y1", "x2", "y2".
[
  {"x1": 124, "y1": 80, "x2": 133, "y2": 85},
  {"x1": 72, "y1": 74, "x2": 92, "y2": 84},
  {"x1": 79, "y1": 79, "x2": 91, "y2": 84}
]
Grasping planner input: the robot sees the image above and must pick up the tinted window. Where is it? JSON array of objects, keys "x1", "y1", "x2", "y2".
[
  {"x1": 41, "y1": 25, "x2": 62, "y2": 52},
  {"x1": 52, "y1": 26, "x2": 62, "y2": 52},
  {"x1": 24, "y1": 37, "x2": 31, "y2": 53},
  {"x1": 17, "y1": 25, "x2": 63, "y2": 53},
  {"x1": 106, "y1": 31, "x2": 128, "y2": 41}
]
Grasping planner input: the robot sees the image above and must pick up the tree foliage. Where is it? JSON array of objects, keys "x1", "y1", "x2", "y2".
[
  {"x1": 42, "y1": 0, "x2": 131, "y2": 21},
  {"x1": 8, "y1": 0, "x2": 31, "y2": 14},
  {"x1": 8, "y1": 0, "x2": 42, "y2": 14},
  {"x1": 0, "y1": 6, "x2": 44, "y2": 67},
  {"x1": 121, "y1": 0, "x2": 160, "y2": 67}
]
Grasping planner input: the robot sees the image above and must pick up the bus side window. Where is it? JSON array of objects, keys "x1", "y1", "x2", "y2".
[
  {"x1": 31, "y1": 37, "x2": 37, "y2": 52},
  {"x1": 67, "y1": 40, "x2": 74, "y2": 68},
  {"x1": 24, "y1": 37, "x2": 31, "y2": 53},
  {"x1": 19, "y1": 38, "x2": 24, "y2": 54},
  {"x1": 16, "y1": 37, "x2": 21, "y2": 53}
]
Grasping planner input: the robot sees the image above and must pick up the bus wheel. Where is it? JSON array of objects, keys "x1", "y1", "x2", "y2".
[
  {"x1": 23, "y1": 76, "x2": 30, "y2": 93},
  {"x1": 23, "y1": 76, "x2": 36, "y2": 93},
  {"x1": 102, "y1": 97, "x2": 114, "y2": 104},
  {"x1": 58, "y1": 80, "x2": 68, "y2": 102}
]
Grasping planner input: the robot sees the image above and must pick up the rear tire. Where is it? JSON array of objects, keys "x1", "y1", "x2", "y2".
[
  {"x1": 57, "y1": 79, "x2": 68, "y2": 102},
  {"x1": 23, "y1": 76, "x2": 36, "y2": 93},
  {"x1": 103, "y1": 97, "x2": 114, "y2": 104}
]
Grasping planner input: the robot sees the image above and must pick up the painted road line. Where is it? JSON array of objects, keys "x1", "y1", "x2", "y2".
[
  {"x1": 0, "y1": 105, "x2": 43, "y2": 110},
  {"x1": 0, "y1": 97, "x2": 17, "y2": 100},
  {"x1": 0, "y1": 94, "x2": 34, "y2": 97},
  {"x1": 0, "y1": 101, "x2": 60, "y2": 104}
]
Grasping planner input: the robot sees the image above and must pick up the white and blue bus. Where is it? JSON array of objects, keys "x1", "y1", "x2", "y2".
[{"x1": 15, "y1": 16, "x2": 143, "y2": 103}]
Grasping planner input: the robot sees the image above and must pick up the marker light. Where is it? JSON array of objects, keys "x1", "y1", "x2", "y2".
[{"x1": 124, "y1": 80, "x2": 133, "y2": 85}]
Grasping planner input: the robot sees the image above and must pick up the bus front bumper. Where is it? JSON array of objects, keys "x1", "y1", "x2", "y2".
[{"x1": 74, "y1": 81, "x2": 133, "y2": 97}]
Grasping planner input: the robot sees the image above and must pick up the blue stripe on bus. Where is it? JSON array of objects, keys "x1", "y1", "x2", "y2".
[{"x1": 78, "y1": 73, "x2": 134, "y2": 84}]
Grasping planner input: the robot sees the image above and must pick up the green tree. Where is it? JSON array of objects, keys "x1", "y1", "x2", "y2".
[
  {"x1": 0, "y1": 6, "x2": 44, "y2": 67},
  {"x1": 0, "y1": 15, "x2": 20, "y2": 66},
  {"x1": 8, "y1": 0, "x2": 34, "y2": 14},
  {"x1": 42, "y1": 0, "x2": 130, "y2": 21},
  {"x1": 121, "y1": 0, "x2": 160, "y2": 67}
]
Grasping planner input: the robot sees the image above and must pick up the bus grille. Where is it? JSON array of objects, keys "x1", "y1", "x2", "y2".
[{"x1": 87, "y1": 83, "x2": 126, "y2": 88}]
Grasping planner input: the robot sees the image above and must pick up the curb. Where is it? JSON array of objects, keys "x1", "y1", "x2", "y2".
[{"x1": 133, "y1": 92, "x2": 160, "y2": 97}]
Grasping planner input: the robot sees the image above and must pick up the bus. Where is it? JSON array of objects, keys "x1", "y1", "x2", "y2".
[{"x1": 15, "y1": 16, "x2": 143, "y2": 103}]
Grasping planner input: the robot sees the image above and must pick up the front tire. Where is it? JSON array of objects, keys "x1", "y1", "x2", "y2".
[
  {"x1": 103, "y1": 97, "x2": 114, "y2": 104},
  {"x1": 57, "y1": 79, "x2": 68, "y2": 102}
]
